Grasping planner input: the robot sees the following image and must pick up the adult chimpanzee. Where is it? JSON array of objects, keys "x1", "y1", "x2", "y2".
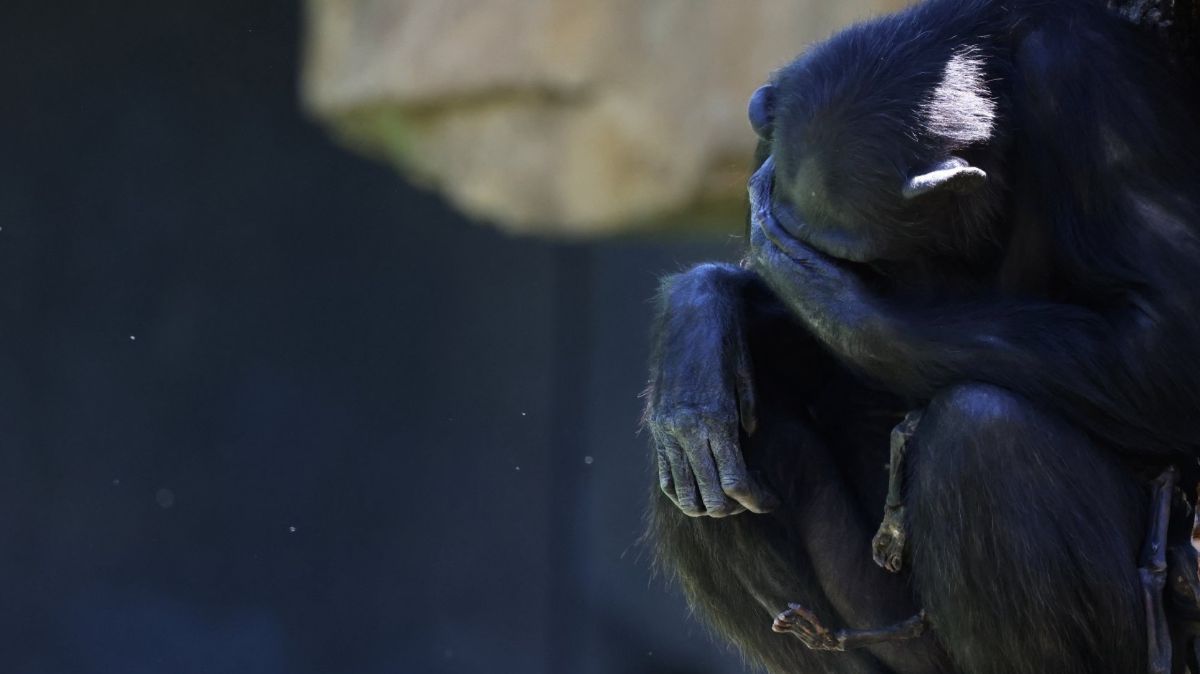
[{"x1": 644, "y1": 1, "x2": 1200, "y2": 673}]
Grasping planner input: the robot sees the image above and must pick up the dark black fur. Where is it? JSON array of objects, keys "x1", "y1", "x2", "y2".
[{"x1": 645, "y1": 1, "x2": 1200, "y2": 672}]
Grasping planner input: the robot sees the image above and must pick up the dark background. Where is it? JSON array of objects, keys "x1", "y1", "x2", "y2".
[{"x1": 0, "y1": 1, "x2": 757, "y2": 673}]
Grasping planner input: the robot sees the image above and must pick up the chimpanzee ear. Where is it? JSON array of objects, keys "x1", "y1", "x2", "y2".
[
  {"x1": 902, "y1": 157, "x2": 987, "y2": 200},
  {"x1": 748, "y1": 85, "x2": 776, "y2": 140}
]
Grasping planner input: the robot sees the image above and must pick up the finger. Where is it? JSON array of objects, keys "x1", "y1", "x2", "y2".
[
  {"x1": 748, "y1": 212, "x2": 769, "y2": 256},
  {"x1": 651, "y1": 427, "x2": 679, "y2": 504},
  {"x1": 656, "y1": 450, "x2": 677, "y2": 505},
  {"x1": 679, "y1": 428, "x2": 736, "y2": 518},
  {"x1": 757, "y1": 200, "x2": 816, "y2": 263},
  {"x1": 665, "y1": 436, "x2": 703, "y2": 517},
  {"x1": 708, "y1": 429, "x2": 781, "y2": 514}
]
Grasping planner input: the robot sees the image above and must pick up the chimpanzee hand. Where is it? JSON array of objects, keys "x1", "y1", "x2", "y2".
[
  {"x1": 745, "y1": 160, "x2": 884, "y2": 364},
  {"x1": 645, "y1": 265, "x2": 781, "y2": 518}
]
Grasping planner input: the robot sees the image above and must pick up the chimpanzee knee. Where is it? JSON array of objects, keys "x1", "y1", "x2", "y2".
[{"x1": 907, "y1": 383, "x2": 1147, "y2": 674}]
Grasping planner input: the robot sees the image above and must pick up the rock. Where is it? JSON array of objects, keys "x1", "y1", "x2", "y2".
[{"x1": 302, "y1": 0, "x2": 908, "y2": 235}]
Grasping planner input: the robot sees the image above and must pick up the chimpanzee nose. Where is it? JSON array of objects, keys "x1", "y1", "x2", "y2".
[{"x1": 748, "y1": 84, "x2": 776, "y2": 140}]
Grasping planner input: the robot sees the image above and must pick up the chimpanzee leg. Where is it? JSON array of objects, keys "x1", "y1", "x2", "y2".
[
  {"x1": 1140, "y1": 467, "x2": 1176, "y2": 674},
  {"x1": 873, "y1": 411, "x2": 923, "y2": 574},
  {"x1": 907, "y1": 383, "x2": 1147, "y2": 674},
  {"x1": 651, "y1": 405, "x2": 955, "y2": 674}
]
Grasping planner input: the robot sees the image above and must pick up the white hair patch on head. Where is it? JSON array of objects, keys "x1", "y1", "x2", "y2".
[{"x1": 920, "y1": 49, "x2": 996, "y2": 145}]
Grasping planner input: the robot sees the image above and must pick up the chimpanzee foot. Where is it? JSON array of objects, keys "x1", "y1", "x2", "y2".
[
  {"x1": 772, "y1": 604, "x2": 928, "y2": 652},
  {"x1": 772, "y1": 604, "x2": 844, "y2": 651},
  {"x1": 872, "y1": 505, "x2": 907, "y2": 573},
  {"x1": 1167, "y1": 527, "x2": 1200, "y2": 618},
  {"x1": 1164, "y1": 468, "x2": 1200, "y2": 617},
  {"x1": 872, "y1": 410, "x2": 922, "y2": 573}
]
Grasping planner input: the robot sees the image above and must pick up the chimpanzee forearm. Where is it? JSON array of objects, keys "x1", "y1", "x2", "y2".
[
  {"x1": 838, "y1": 298, "x2": 1190, "y2": 456},
  {"x1": 648, "y1": 262, "x2": 834, "y2": 418},
  {"x1": 646, "y1": 262, "x2": 836, "y2": 517},
  {"x1": 751, "y1": 225, "x2": 1199, "y2": 456}
]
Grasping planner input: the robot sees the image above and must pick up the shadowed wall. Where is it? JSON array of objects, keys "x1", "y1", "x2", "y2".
[{"x1": 0, "y1": 1, "x2": 753, "y2": 672}]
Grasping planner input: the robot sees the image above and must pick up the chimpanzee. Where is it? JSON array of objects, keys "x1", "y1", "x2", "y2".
[{"x1": 644, "y1": 1, "x2": 1200, "y2": 673}]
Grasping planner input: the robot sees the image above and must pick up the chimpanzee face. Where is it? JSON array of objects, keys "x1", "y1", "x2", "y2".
[{"x1": 747, "y1": 48, "x2": 999, "y2": 265}]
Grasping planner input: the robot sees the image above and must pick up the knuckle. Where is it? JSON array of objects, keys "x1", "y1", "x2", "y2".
[
  {"x1": 649, "y1": 410, "x2": 686, "y2": 434},
  {"x1": 708, "y1": 438, "x2": 743, "y2": 462},
  {"x1": 647, "y1": 412, "x2": 675, "y2": 436},
  {"x1": 700, "y1": 407, "x2": 738, "y2": 427},
  {"x1": 722, "y1": 479, "x2": 752, "y2": 498},
  {"x1": 693, "y1": 404, "x2": 736, "y2": 424},
  {"x1": 704, "y1": 500, "x2": 733, "y2": 518},
  {"x1": 665, "y1": 409, "x2": 701, "y2": 431},
  {"x1": 662, "y1": 404, "x2": 736, "y2": 430},
  {"x1": 650, "y1": 431, "x2": 680, "y2": 455}
]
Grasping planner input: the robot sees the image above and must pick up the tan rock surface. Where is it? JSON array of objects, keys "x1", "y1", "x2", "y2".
[{"x1": 302, "y1": 0, "x2": 907, "y2": 236}]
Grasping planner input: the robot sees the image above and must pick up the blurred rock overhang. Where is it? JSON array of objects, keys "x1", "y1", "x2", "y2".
[{"x1": 301, "y1": 0, "x2": 907, "y2": 237}]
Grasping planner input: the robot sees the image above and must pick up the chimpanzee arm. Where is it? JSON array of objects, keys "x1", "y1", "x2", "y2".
[
  {"x1": 748, "y1": 216, "x2": 1199, "y2": 456},
  {"x1": 645, "y1": 262, "x2": 833, "y2": 517}
]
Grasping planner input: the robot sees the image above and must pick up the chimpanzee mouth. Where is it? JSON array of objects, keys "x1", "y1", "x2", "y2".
[{"x1": 748, "y1": 155, "x2": 880, "y2": 264}]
